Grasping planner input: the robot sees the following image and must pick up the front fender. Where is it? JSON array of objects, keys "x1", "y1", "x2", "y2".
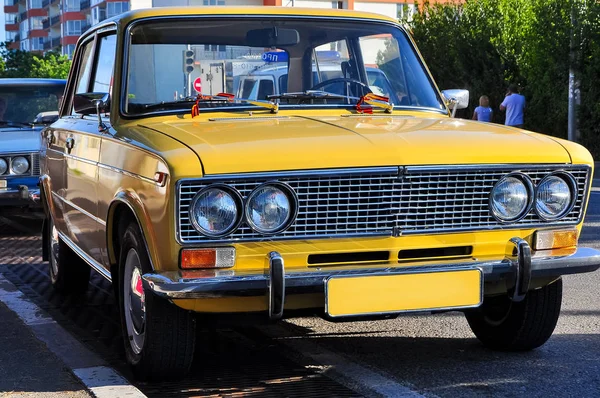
[{"x1": 106, "y1": 190, "x2": 159, "y2": 271}]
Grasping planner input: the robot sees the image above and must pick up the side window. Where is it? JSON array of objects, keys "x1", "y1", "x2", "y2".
[
  {"x1": 74, "y1": 41, "x2": 94, "y2": 95},
  {"x1": 257, "y1": 79, "x2": 274, "y2": 100},
  {"x1": 92, "y1": 34, "x2": 117, "y2": 94}
]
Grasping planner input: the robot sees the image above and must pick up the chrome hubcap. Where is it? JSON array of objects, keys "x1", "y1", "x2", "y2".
[
  {"x1": 123, "y1": 249, "x2": 146, "y2": 355},
  {"x1": 49, "y1": 219, "x2": 60, "y2": 276}
]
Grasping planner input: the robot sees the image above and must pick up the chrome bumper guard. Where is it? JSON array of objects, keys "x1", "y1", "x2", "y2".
[
  {"x1": 142, "y1": 238, "x2": 600, "y2": 320},
  {"x1": 0, "y1": 186, "x2": 41, "y2": 206}
]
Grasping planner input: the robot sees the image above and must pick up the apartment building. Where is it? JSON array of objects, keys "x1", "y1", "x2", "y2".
[
  {"x1": 3, "y1": 0, "x2": 138, "y2": 56},
  {"x1": 3, "y1": 0, "x2": 420, "y2": 58}
]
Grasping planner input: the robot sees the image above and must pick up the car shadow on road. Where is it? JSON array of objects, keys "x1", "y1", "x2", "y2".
[{"x1": 272, "y1": 321, "x2": 600, "y2": 398}]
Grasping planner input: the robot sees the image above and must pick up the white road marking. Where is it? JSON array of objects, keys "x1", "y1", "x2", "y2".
[
  {"x1": 74, "y1": 366, "x2": 146, "y2": 398},
  {"x1": 258, "y1": 323, "x2": 430, "y2": 398},
  {"x1": 0, "y1": 274, "x2": 55, "y2": 325},
  {"x1": 0, "y1": 273, "x2": 146, "y2": 398}
]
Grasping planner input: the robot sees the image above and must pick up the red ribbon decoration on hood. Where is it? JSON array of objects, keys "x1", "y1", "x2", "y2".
[{"x1": 356, "y1": 93, "x2": 391, "y2": 114}]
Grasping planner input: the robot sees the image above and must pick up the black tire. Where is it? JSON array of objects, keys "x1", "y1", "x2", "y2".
[
  {"x1": 118, "y1": 222, "x2": 196, "y2": 381},
  {"x1": 47, "y1": 216, "x2": 90, "y2": 294},
  {"x1": 465, "y1": 278, "x2": 562, "y2": 351}
]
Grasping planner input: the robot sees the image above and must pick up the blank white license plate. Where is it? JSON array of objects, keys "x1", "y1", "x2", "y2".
[{"x1": 0, "y1": 180, "x2": 6, "y2": 189}]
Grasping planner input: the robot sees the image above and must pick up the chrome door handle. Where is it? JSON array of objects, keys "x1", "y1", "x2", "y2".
[{"x1": 66, "y1": 137, "x2": 75, "y2": 153}]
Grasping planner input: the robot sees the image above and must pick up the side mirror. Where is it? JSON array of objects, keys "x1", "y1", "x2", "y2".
[
  {"x1": 73, "y1": 92, "x2": 110, "y2": 133},
  {"x1": 33, "y1": 111, "x2": 59, "y2": 125},
  {"x1": 73, "y1": 92, "x2": 110, "y2": 115},
  {"x1": 441, "y1": 89, "x2": 469, "y2": 117}
]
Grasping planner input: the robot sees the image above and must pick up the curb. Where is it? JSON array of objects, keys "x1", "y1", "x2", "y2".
[{"x1": 0, "y1": 273, "x2": 146, "y2": 398}]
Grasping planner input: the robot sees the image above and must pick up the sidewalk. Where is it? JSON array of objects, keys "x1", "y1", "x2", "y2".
[{"x1": 0, "y1": 300, "x2": 91, "y2": 398}]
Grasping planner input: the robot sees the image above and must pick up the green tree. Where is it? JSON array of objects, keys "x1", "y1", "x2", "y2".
[
  {"x1": 0, "y1": 42, "x2": 71, "y2": 79},
  {"x1": 30, "y1": 50, "x2": 71, "y2": 79},
  {"x1": 406, "y1": 0, "x2": 600, "y2": 158}
]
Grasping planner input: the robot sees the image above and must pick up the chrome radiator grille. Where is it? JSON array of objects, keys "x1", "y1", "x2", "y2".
[
  {"x1": 177, "y1": 165, "x2": 590, "y2": 243},
  {"x1": 31, "y1": 153, "x2": 40, "y2": 176}
]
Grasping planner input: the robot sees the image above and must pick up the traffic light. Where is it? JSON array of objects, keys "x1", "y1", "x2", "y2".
[{"x1": 183, "y1": 49, "x2": 195, "y2": 74}]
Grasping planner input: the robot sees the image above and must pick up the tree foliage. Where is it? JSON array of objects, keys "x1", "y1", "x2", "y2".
[
  {"x1": 407, "y1": 0, "x2": 600, "y2": 156},
  {"x1": 0, "y1": 42, "x2": 71, "y2": 79}
]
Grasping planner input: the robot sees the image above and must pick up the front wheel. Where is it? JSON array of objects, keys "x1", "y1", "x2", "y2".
[
  {"x1": 465, "y1": 278, "x2": 562, "y2": 351},
  {"x1": 118, "y1": 222, "x2": 196, "y2": 381}
]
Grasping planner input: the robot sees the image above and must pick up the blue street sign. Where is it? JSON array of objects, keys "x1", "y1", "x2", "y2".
[{"x1": 262, "y1": 51, "x2": 288, "y2": 63}]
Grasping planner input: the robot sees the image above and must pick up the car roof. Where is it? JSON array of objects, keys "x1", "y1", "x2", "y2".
[
  {"x1": 97, "y1": 6, "x2": 399, "y2": 28},
  {"x1": 0, "y1": 78, "x2": 66, "y2": 87}
]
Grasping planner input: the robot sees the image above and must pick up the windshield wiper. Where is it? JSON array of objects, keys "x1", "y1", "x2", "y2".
[
  {"x1": 0, "y1": 120, "x2": 33, "y2": 128},
  {"x1": 267, "y1": 90, "x2": 349, "y2": 101},
  {"x1": 137, "y1": 94, "x2": 279, "y2": 115},
  {"x1": 140, "y1": 96, "x2": 227, "y2": 112}
]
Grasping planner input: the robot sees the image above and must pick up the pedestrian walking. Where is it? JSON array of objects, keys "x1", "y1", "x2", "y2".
[
  {"x1": 472, "y1": 95, "x2": 493, "y2": 122},
  {"x1": 500, "y1": 84, "x2": 525, "y2": 128}
]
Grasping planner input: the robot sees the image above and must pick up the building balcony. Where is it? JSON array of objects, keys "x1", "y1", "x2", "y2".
[
  {"x1": 81, "y1": 0, "x2": 90, "y2": 10},
  {"x1": 42, "y1": 18, "x2": 49, "y2": 29},
  {"x1": 4, "y1": 0, "x2": 18, "y2": 6},
  {"x1": 42, "y1": 0, "x2": 49, "y2": 7},
  {"x1": 43, "y1": 36, "x2": 61, "y2": 50},
  {"x1": 19, "y1": 11, "x2": 27, "y2": 21},
  {"x1": 5, "y1": 23, "x2": 19, "y2": 31},
  {"x1": 50, "y1": 14, "x2": 60, "y2": 26}
]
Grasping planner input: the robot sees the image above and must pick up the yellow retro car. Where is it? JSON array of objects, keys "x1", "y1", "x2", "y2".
[{"x1": 40, "y1": 6, "x2": 600, "y2": 380}]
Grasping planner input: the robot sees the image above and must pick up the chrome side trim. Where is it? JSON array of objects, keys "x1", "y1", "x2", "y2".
[
  {"x1": 323, "y1": 267, "x2": 484, "y2": 319},
  {"x1": 51, "y1": 191, "x2": 107, "y2": 226},
  {"x1": 98, "y1": 163, "x2": 159, "y2": 185},
  {"x1": 57, "y1": 230, "x2": 112, "y2": 282},
  {"x1": 64, "y1": 153, "x2": 98, "y2": 166}
]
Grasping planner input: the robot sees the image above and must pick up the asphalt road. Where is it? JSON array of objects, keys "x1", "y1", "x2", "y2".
[{"x1": 1, "y1": 181, "x2": 599, "y2": 397}]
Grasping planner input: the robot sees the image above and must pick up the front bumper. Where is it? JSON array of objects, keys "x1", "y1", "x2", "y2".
[
  {"x1": 0, "y1": 177, "x2": 41, "y2": 207},
  {"x1": 142, "y1": 238, "x2": 600, "y2": 319}
]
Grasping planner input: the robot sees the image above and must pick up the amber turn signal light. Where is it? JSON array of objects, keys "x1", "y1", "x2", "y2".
[
  {"x1": 533, "y1": 228, "x2": 579, "y2": 251},
  {"x1": 180, "y1": 247, "x2": 235, "y2": 269}
]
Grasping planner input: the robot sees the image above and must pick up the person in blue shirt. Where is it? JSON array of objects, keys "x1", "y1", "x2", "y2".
[
  {"x1": 500, "y1": 84, "x2": 526, "y2": 128},
  {"x1": 472, "y1": 95, "x2": 493, "y2": 122}
]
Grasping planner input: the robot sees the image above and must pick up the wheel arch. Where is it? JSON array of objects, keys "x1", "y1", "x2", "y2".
[{"x1": 106, "y1": 191, "x2": 158, "y2": 277}]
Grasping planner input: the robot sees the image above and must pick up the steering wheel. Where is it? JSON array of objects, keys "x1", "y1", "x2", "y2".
[{"x1": 310, "y1": 78, "x2": 372, "y2": 101}]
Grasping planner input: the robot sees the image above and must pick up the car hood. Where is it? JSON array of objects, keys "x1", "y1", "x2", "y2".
[
  {"x1": 0, "y1": 128, "x2": 42, "y2": 154},
  {"x1": 139, "y1": 115, "x2": 571, "y2": 175}
]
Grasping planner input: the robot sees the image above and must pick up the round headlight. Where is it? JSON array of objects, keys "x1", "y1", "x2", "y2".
[
  {"x1": 0, "y1": 158, "x2": 7, "y2": 175},
  {"x1": 245, "y1": 183, "x2": 296, "y2": 234},
  {"x1": 11, "y1": 156, "x2": 29, "y2": 175},
  {"x1": 190, "y1": 186, "x2": 242, "y2": 237},
  {"x1": 490, "y1": 175, "x2": 532, "y2": 222},
  {"x1": 535, "y1": 174, "x2": 574, "y2": 221}
]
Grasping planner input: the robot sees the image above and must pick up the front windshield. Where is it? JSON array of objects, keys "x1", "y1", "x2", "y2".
[
  {"x1": 0, "y1": 85, "x2": 63, "y2": 124},
  {"x1": 124, "y1": 18, "x2": 445, "y2": 115}
]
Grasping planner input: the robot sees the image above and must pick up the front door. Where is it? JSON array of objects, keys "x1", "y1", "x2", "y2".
[{"x1": 59, "y1": 32, "x2": 117, "y2": 268}]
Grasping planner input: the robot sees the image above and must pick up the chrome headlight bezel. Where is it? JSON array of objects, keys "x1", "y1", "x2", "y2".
[
  {"x1": 489, "y1": 173, "x2": 534, "y2": 223},
  {"x1": 0, "y1": 158, "x2": 7, "y2": 175},
  {"x1": 10, "y1": 156, "x2": 30, "y2": 175},
  {"x1": 189, "y1": 184, "x2": 243, "y2": 238},
  {"x1": 534, "y1": 172, "x2": 577, "y2": 221},
  {"x1": 244, "y1": 182, "x2": 298, "y2": 235}
]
